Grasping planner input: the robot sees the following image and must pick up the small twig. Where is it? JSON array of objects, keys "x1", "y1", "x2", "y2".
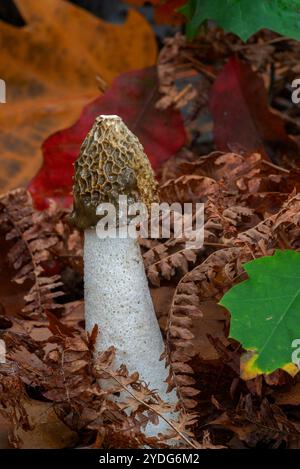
[
  {"x1": 204, "y1": 241, "x2": 231, "y2": 248},
  {"x1": 96, "y1": 75, "x2": 108, "y2": 93},
  {"x1": 181, "y1": 52, "x2": 216, "y2": 80},
  {"x1": 173, "y1": 84, "x2": 194, "y2": 106},
  {"x1": 233, "y1": 36, "x2": 294, "y2": 51},
  {"x1": 261, "y1": 159, "x2": 290, "y2": 174}
]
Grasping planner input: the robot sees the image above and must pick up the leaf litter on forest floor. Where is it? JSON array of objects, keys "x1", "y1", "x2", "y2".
[{"x1": 2, "y1": 19, "x2": 300, "y2": 450}]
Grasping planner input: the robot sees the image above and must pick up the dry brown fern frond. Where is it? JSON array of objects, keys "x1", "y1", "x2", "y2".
[
  {"x1": 0, "y1": 188, "x2": 64, "y2": 318},
  {"x1": 166, "y1": 247, "x2": 250, "y2": 410},
  {"x1": 94, "y1": 353, "x2": 203, "y2": 449},
  {"x1": 143, "y1": 240, "x2": 200, "y2": 287},
  {"x1": 236, "y1": 193, "x2": 300, "y2": 255},
  {"x1": 141, "y1": 204, "x2": 206, "y2": 286},
  {"x1": 142, "y1": 201, "x2": 246, "y2": 287},
  {"x1": 0, "y1": 313, "x2": 204, "y2": 449},
  {"x1": 159, "y1": 175, "x2": 219, "y2": 204},
  {"x1": 0, "y1": 371, "x2": 30, "y2": 447}
]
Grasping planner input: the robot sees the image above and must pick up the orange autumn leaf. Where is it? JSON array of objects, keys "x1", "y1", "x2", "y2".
[{"x1": 0, "y1": 0, "x2": 157, "y2": 193}]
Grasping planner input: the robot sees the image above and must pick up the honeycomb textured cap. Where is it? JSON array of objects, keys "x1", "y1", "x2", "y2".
[{"x1": 70, "y1": 115, "x2": 159, "y2": 230}]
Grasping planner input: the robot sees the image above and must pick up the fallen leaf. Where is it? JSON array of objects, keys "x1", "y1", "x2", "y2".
[
  {"x1": 192, "y1": 301, "x2": 227, "y2": 361},
  {"x1": 0, "y1": 416, "x2": 9, "y2": 449},
  {"x1": 209, "y1": 411, "x2": 255, "y2": 441},
  {"x1": 275, "y1": 383, "x2": 300, "y2": 406},
  {"x1": 63, "y1": 301, "x2": 85, "y2": 330},
  {"x1": 220, "y1": 250, "x2": 300, "y2": 378},
  {"x1": 29, "y1": 67, "x2": 187, "y2": 209},
  {"x1": 127, "y1": 0, "x2": 186, "y2": 24},
  {"x1": 0, "y1": 0, "x2": 157, "y2": 192},
  {"x1": 154, "y1": 0, "x2": 186, "y2": 25},
  {"x1": 47, "y1": 312, "x2": 76, "y2": 338},
  {"x1": 210, "y1": 57, "x2": 299, "y2": 166},
  {"x1": 179, "y1": 0, "x2": 300, "y2": 42},
  {"x1": 150, "y1": 285, "x2": 175, "y2": 331},
  {"x1": 15, "y1": 400, "x2": 77, "y2": 449}
]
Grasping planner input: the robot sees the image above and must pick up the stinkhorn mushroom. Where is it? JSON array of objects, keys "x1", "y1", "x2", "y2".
[{"x1": 70, "y1": 115, "x2": 177, "y2": 435}]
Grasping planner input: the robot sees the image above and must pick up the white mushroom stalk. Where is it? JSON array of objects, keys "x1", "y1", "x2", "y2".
[{"x1": 70, "y1": 115, "x2": 178, "y2": 436}]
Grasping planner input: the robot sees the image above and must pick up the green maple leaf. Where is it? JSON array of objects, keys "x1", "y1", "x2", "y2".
[
  {"x1": 179, "y1": 0, "x2": 300, "y2": 42},
  {"x1": 220, "y1": 250, "x2": 300, "y2": 377}
]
